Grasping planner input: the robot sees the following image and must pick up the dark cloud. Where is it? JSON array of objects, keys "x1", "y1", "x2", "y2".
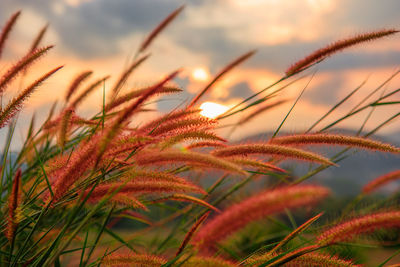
[
  {"x1": 304, "y1": 74, "x2": 346, "y2": 106},
  {"x1": 220, "y1": 81, "x2": 253, "y2": 101},
  {"x1": 1, "y1": 0, "x2": 186, "y2": 57}
]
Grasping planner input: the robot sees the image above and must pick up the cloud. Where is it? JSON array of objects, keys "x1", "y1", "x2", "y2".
[
  {"x1": 304, "y1": 74, "x2": 346, "y2": 106},
  {"x1": 1, "y1": 0, "x2": 186, "y2": 57},
  {"x1": 220, "y1": 81, "x2": 254, "y2": 101}
]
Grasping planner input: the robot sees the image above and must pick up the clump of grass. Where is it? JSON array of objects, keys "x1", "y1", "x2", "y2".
[{"x1": 0, "y1": 8, "x2": 399, "y2": 267}]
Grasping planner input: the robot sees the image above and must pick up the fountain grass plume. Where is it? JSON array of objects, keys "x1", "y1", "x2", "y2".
[
  {"x1": 102, "y1": 253, "x2": 167, "y2": 267},
  {"x1": 286, "y1": 29, "x2": 399, "y2": 75},
  {"x1": 0, "y1": 45, "x2": 54, "y2": 95},
  {"x1": 6, "y1": 169, "x2": 21, "y2": 242},
  {"x1": 176, "y1": 211, "x2": 210, "y2": 256},
  {"x1": 317, "y1": 211, "x2": 400, "y2": 245},
  {"x1": 139, "y1": 5, "x2": 184, "y2": 53},
  {"x1": 270, "y1": 133, "x2": 400, "y2": 153},
  {"x1": 0, "y1": 11, "x2": 21, "y2": 59},
  {"x1": 111, "y1": 54, "x2": 150, "y2": 97},
  {"x1": 0, "y1": 65, "x2": 63, "y2": 128},
  {"x1": 212, "y1": 143, "x2": 335, "y2": 166},
  {"x1": 65, "y1": 70, "x2": 93, "y2": 102},
  {"x1": 134, "y1": 149, "x2": 246, "y2": 175},
  {"x1": 362, "y1": 170, "x2": 400, "y2": 194},
  {"x1": 69, "y1": 75, "x2": 110, "y2": 108},
  {"x1": 186, "y1": 141, "x2": 227, "y2": 149},
  {"x1": 192, "y1": 185, "x2": 330, "y2": 254}
]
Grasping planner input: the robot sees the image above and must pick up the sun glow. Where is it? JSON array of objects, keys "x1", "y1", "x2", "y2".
[
  {"x1": 192, "y1": 67, "x2": 210, "y2": 82},
  {"x1": 199, "y1": 101, "x2": 230, "y2": 119}
]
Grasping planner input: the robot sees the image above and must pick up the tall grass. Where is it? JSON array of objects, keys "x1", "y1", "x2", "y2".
[{"x1": 0, "y1": 7, "x2": 400, "y2": 267}]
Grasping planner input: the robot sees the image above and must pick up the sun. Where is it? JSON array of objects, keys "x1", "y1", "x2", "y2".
[
  {"x1": 191, "y1": 67, "x2": 209, "y2": 82},
  {"x1": 199, "y1": 101, "x2": 230, "y2": 119}
]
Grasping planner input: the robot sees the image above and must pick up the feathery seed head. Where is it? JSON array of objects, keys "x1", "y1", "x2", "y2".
[
  {"x1": 179, "y1": 256, "x2": 236, "y2": 267},
  {"x1": 286, "y1": 29, "x2": 399, "y2": 75},
  {"x1": 102, "y1": 253, "x2": 167, "y2": 267},
  {"x1": 0, "y1": 65, "x2": 63, "y2": 128},
  {"x1": 270, "y1": 133, "x2": 400, "y2": 153},
  {"x1": 6, "y1": 169, "x2": 21, "y2": 242},
  {"x1": 362, "y1": 170, "x2": 400, "y2": 194},
  {"x1": 193, "y1": 185, "x2": 330, "y2": 254},
  {"x1": 0, "y1": 45, "x2": 54, "y2": 95},
  {"x1": 317, "y1": 211, "x2": 400, "y2": 245},
  {"x1": 186, "y1": 141, "x2": 227, "y2": 149},
  {"x1": 139, "y1": 5, "x2": 184, "y2": 52},
  {"x1": 0, "y1": 11, "x2": 21, "y2": 59},
  {"x1": 212, "y1": 143, "x2": 335, "y2": 166},
  {"x1": 65, "y1": 70, "x2": 93, "y2": 102},
  {"x1": 134, "y1": 149, "x2": 246, "y2": 175}
]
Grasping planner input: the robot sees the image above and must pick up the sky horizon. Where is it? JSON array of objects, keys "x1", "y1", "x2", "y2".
[{"x1": 1, "y1": 0, "x2": 400, "y2": 149}]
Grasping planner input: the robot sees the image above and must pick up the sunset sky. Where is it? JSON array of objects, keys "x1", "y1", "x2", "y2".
[{"x1": 1, "y1": 0, "x2": 400, "y2": 148}]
